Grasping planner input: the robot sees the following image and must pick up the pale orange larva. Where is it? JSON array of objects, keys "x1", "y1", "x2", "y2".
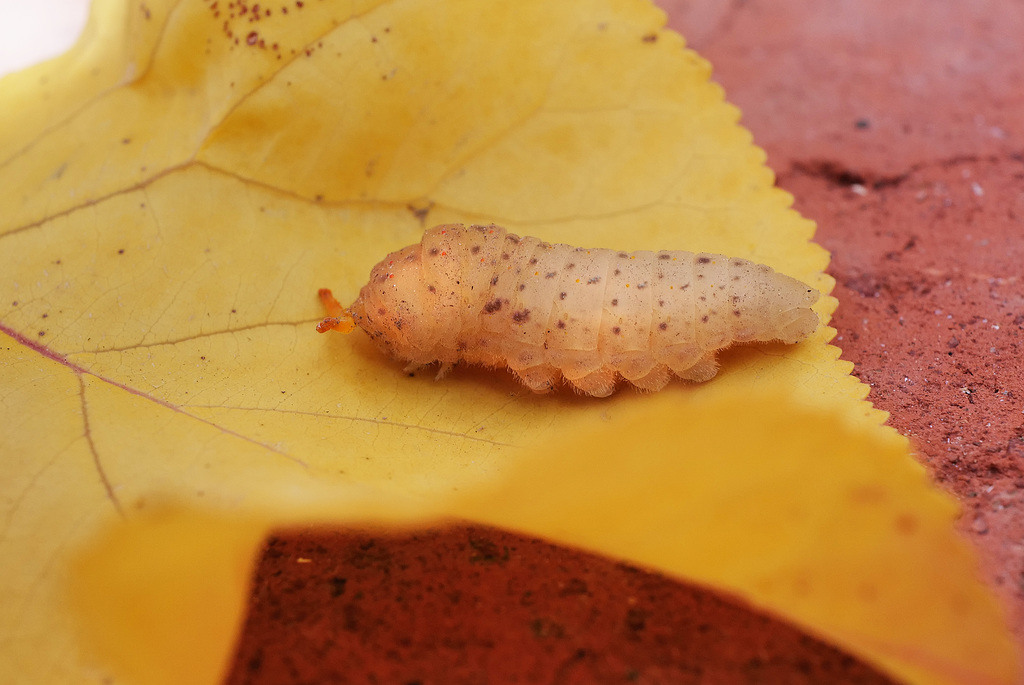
[{"x1": 317, "y1": 223, "x2": 820, "y2": 397}]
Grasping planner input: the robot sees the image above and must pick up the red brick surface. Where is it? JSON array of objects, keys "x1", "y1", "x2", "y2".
[{"x1": 668, "y1": 0, "x2": 1024, "y2": 649}]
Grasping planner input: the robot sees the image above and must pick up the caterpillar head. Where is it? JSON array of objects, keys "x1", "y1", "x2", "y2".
[
  {"x1": 760, "y1": 280, "x2": 820, "y2": 345},
  {"x1": 726, "y1": 260, "x2": 820, "y2": 346}
]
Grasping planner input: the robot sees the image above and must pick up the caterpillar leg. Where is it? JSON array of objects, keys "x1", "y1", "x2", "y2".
[
  {"x1": 613, "y1": 353, "x2": 658, "y2": 382},
  {"x1": 628, "y1": 364, "x2": 672, "y2": 392},
  {"x1": 565, "y1": 368, "x2": 618, "y2": 398},
  {"x1": 435, "y1": 362, "x2": 456, "y2": 380},
  {"x1": 513, "y1": 364, "x2": 560, "y2": 394},
  {"x1": 678, "y1": 353, "x2": 719, "y2": 382},
  {"x1": 316, "y1": 288, "x2": 356, "y2": 334}
]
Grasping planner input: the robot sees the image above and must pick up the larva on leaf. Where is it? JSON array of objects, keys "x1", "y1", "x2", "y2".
[{"x1": 318, "y1": 224, "x2": 820, "y2": 397}]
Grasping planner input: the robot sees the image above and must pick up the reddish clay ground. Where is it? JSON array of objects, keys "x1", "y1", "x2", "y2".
[
  {"x1": 227, "y1": 1, "x2": 1024, "y2": 682},
  {"x1": 678, "y1": 0, "x2": 1024, "y2": 651}
]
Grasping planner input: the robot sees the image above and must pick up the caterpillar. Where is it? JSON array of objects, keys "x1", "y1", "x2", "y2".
[{"x1": 317, "y1": 224, "x2": 819, "y2": 397}]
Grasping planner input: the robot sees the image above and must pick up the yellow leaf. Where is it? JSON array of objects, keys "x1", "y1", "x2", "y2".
[
  {"x1": 455, "y1": 391, "x2": 1020, "y2": 685},
  {"x1": 0, "y1": 1, "x2": 1016, "y2": 684}
]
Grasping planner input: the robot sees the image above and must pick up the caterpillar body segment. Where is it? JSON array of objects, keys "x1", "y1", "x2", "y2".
[{"x1": 318, "y1": 224, "x2": 820, "y2": 397}]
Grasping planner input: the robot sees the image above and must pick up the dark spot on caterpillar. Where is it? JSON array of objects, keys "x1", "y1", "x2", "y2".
[
  {"x1": 614, "y1": 269, "x2": 621, "y2": 276},
  {"x1": 701, "y1": 315, "x2": 709, "y2": 323},
  {"x1": 657, "y1": 272, "x2": 664, "y2": 279},
  {"x1": 545, "y1": 271, "x2": 557, "y2": 279},
  {"x1": 618, "y1": 252, "x2": 629, "y2": 258},
  {"x1": 512, "y1": 309, "x2": 530, "y2": 323},
  {"x1": 575, "y1": 247, "x2": 585, "y2": 252},
  {"x1": 733, "y1": 309, "x2": 742, "y2": 317},
  {"x1": 557, "y1": 320, "x2": 566, "y2": 329},
  {"x1": 473, "y1": 225, "x2": 488, "y2": 233},
  {"x1": 699, "y1": 296, "x2": 707, "y2": 302},
  {"x1": 658, "y1": 300, "x2": 664, "y2": 307},
  {"x1": 457, "y1": 341, "x2": 468, "y2": 351},
  {"x1": 484, "y1": 299, "x2": 503, "y2": 314},
  {"x1": 587, "y1": 276, "x2": 601, "y2": 284},
  {"x1": 378, "y1": 307, "x2": 386, "y2": 315},
  {"x1": 427, "y1": 285, "x2": 436, "y2": 293},
  {"x1": 659, "y1": 254, "x2": 671, "y2": 260},
  {"x1": 491, "y1": 275, "x2": 499, "y2": 285},
  {"x1": 732, "y1": 259, "x2": 750, "y2": 267},
  {"x1": 393, "y1": 318, "x2": 404, "y2": 330},
  {"x1": 697, "y1": 256, "x2": 711, "y2": 264},
  {"x1": 559, "y1": 292, "x2": 567, "y2": 300},
  {"x1": 611, "y1": 299, "x2": 618, "y2": 306},
  {"x1": 659, "y1": 322, "x2": 668, "y2": 330},
  {"x1": 501, "y1": 252, "x2": 510, "y2": 260},
  {"x1": 731, "y1": 295, "x2": 741, "y2": 303},
  {"x1": 566, "y1": 262, "x2": 576, "y2": 270},
  {"x1": 680, "y1": 283, "x2": 690, "y2": 290},
  {"x1": 529, "y1": 257, "x2": 538, "y2": 265},
  {"x1": 471, "y1": 245, "x2": 481, "y2": 255},
  {"x1": 697, "y1": 274, "x2": 704, "y2": 280},
  {"x1": 429, "y1": 247, "x2": 439, "y2": 256},
  {"x1": 612, "y1": 326, "x2": 621, "y2": 335},
  {"x1": 508, "y1": 236, "x2": 521, "y2": 245},
  {"x1": 518, "y1": 284, "x2": 526, "y2": 291},
  {"x1": 732, "y1": 275, "x2": 741, "y2": 281}
]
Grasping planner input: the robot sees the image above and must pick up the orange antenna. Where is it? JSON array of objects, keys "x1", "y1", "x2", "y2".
[{"x1": 316, "y1": 288, "x2": 356, "y2": 334}]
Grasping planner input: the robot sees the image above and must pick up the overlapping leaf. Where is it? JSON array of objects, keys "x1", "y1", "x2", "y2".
[{"x1": 0, "y1": 1, "x2": 1016, "y2": 684}]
